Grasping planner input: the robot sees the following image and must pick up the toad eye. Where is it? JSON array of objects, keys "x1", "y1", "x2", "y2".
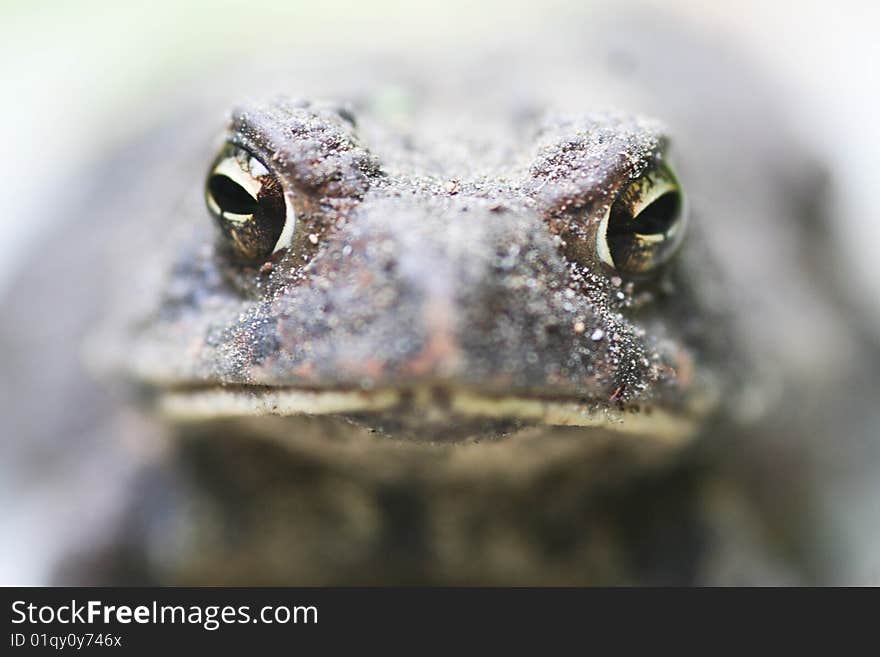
[
  {"x1": 597, "y1": 160, "x2": 685, "y2": 275},
  {"x1": 205, "y1": 144, "x2": 294, "y2": 260}
]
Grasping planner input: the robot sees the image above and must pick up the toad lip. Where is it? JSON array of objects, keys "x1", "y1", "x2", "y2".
[{"x1": 155, "y1": 382, "x2": 719, "y2": 445}]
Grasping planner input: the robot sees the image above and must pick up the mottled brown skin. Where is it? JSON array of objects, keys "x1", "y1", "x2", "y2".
[
  {"x1": 129, "y1": 102, "x2": 722, "y2": 427},
  {"x1": 4, "y1": 15, "x2": 872, "y2": 585}
]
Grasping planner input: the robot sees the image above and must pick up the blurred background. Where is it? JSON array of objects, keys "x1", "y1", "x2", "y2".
[
  {"x1": 0, "y1": 0, "x2": 878, "y2": 324},
  {"x1": 0, "y1": 0, "x2": 877, "y2": 584}
]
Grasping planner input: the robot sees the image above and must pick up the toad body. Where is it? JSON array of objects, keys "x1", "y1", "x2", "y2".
[{"x1": 3, "y1": 19, "x2": 874, "y2": 584}]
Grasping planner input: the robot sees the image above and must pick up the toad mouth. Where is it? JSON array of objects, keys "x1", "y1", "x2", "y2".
[{"x1": 156, "y1": 383, "x2": 719, "y2": 445}]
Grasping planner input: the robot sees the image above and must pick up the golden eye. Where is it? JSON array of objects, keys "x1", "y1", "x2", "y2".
[
  {"x1": 205, "y1": 144, "x2": 294, "y2": 260},
  {"x1": 597, "y1": 160, "x2": 685, "y2": 275}
]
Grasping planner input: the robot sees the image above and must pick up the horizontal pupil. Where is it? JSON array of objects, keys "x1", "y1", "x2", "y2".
[
  {"x1": 609, "y1": 191, "x2": 681, "y2": 236},
  {"x1": 209, "y1": 174, "x2": 259, "y2": 215},
  {"x1": 631, "y1": 192, "x2": 680, "y2": 234}
]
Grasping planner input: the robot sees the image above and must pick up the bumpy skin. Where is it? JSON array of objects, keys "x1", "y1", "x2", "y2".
[
  {"x1": 129, "y1": 103, "x2": 723, "y2": 431},
  {"x1": 2, "y1": 15, "x2": 870, "y2": 584}
]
